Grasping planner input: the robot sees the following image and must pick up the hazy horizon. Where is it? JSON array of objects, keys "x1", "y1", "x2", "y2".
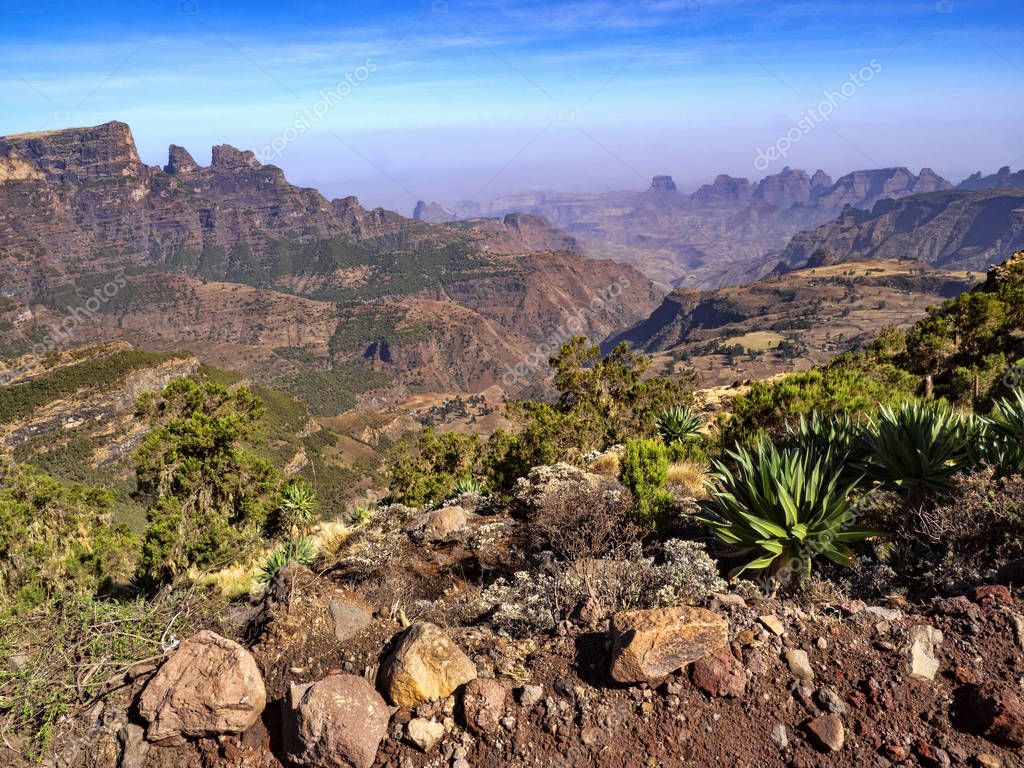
[{"x1": 3, "y1": 0, "x2": 1023, "y2": 212}]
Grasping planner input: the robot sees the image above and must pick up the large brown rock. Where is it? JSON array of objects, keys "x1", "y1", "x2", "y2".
[
  {"x1": 422, "y1": 506, "x2": 469, "y2": 542},
  {"x1": 965, "y1": 683, "x2": 1024, "y2": 747},
  {"x1": 137, "y1": 630, "x2": 266, "y2": 741},
  {"x1": 284, "y1": 674, "x2": 392, "y2": 768},
  {"x1": 609, "y1": 607, "x2": 728, "y2": 684},
  {"x1": 379, "y1": 622, "x2": 477, "y2": 707}
]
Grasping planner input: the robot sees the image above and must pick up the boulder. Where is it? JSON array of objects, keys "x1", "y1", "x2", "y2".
[
  {"x1": 906, "y1": 624, "x2": 943, "y2": 681},
  {"x1": 423, "y1": 506, "x2": 469, "y2": 542},
  {"x1": 379, "y1": 622, "x2": 477, "y2": 707},
  {"x1": 964, "y1": 683, "x2": 1024, "y2": 747},
  {"x1": 690, "y1": 645, "x2": 746, "y2": 698},
  {"x1": 284, "y1": 675, "x2": 392, "y2": 768},
  {"x1": 608, "y1": 607, "x2": 728, "y2": 684},
  {"x1": 461, "y1": 677, "x2": 508, "y2": 735},
  {"x1": 137, "y1": 631, "x2": 266, "y2": 742}
]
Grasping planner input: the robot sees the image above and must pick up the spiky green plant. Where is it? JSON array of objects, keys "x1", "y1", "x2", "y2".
[
  {"x1": 657, "y1": 405, "x2": 704, "y2": 446},
  {"x1": 278, "y1": 482, "x2": 317, "y2": 533},
  {"x1": 856, "y1": 400, "x2": 970, "y2": 501},
  {"x1": 785, "y1": 411, "x2": 859, "y2": 475},
  {"x1": 257, "y1": 538, "x2": 315, "y2": 587},
  {"x1": 698, "y1": 441, "x2": 880, "y2": 580},
  {"x1": 453, "y1": 476, "x2": 487, "y2": 496},
  {"x1": 980, "y1": 387, "x2": 1024, "y2": 474},
  {"x1": 349, "y1": 505, "x2": 372, "y2": 526}
]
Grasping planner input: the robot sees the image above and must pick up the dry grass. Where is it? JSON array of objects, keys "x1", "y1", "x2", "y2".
[
  {"x1": 311, "y1": 519, "x2": 352, "y2": 557},
  {"x1": 191, "y1": 560, "x2": 262, "y2": 600},
  {"x1": 588, "y1": 452, "x2": 621, "y2": 476},
  {"x1": 666, "y1": 460, "x2": 709, "y2": 499}
]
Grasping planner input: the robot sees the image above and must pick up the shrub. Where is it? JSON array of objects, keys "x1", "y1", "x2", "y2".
[
  {"x1": 386, "y1": 429, "x2": 480, "y2": 506},
  {"x1": 525, "y1": 476, "x2": 639, "y2": 562},
  {"x1": 0, "y1": 464, "x2": 140, "y2": 612},
  {"x1": 699, "y1": 442, "x2": 880, "y2": 581},
  {"x1": 725, "y1": 356, "x2": 917, "y2": 446},
  {"x1": 620, "y1": 438, "x2": 672, "y2": 529},
  {"x1": 0, "y1": 591, "x2": 213, "y2": 761},
  {"x1": 856, "y1": 400, "x2": 970, "y2": 501},
  {"x1": 134, "y1": 379, "x2": 281, "y2": 588}
]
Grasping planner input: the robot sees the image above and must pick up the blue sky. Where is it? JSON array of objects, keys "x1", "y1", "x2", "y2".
[{"x1": 2, "y1": 0, "x2": 1023, "y2": 211}]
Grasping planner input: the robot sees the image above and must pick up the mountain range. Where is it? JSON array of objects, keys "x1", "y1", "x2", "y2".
[
  {"x1": 0, "y1": 122, "x2": 661, "y2": 414},
  {"x1": 416, "y1": 164, "x2": 1024, "y2": 289}
]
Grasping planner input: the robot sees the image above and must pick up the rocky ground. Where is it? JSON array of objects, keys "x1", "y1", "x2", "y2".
[{"x1": 53, "y1": 465, "x2": 1024, "y2": 768}]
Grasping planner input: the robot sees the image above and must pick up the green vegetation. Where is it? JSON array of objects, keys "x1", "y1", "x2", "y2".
[
  {"x1": 620, "y1": 438, "x2": 672, "y2": 529},
  {"x1": 857, "y1": 401, "x2": 970, "y2": 502},
  {"x1": 387, "y1": 338, "x2": 694, "y2": 506},
  {"x1": 0, "y1": 464, "x2": 139, "y2": 612},
  {"x1": 0, "y1": 592, "x2": 212, "y2": 761},
  {"x1": 257, "y1": 538, "x2": 316, "y2": 586},
  {"x1": 134, "y1": 379, "x2": 281, "y2": 588},
  {"x1": 0, "y1": 348, "x2": 189, "y2": 424},
  {"x1": 699, "y1": 442, "x2": 878, "y2": 580},
  {"x1": 656, "y1": 405, "x2": 704, "y2": 447},
  {"x1": 725, "y1": 352, "x2": 918, "y2": 446},
  {"x1": 276, "y1": 367, "x2": 393, "y2": 416},
  {"x1": 901, "y1": 254, "x2": 1024, "y2": 404}
]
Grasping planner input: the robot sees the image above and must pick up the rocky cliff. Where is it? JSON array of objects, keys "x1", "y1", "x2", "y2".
[
  {"x1": 774, "y1": 189, "x2": 1024, "y2": 273},
  {"x1": 0, "y1": 122, "x2": 660, "y2": 411}
]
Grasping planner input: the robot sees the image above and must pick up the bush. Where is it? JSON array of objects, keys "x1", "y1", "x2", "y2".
[
  {"x1": 525, "y1": 475, "x2": 639, "y2": 562},
  {"x1": 0, "y1": 591, "x2": 214, "y2": 761},
  {"x1": 724, "y1": 355, "x2": 917, "y2": 446},
  {"x1": 386, "y1": 429, "x2": 480, "y2": 506},
  {"x1": 699, "y1": 441, "x2": 880, "y2": 582},
  {"x1": 620, "y1": 438, "x2": 672, "y2": 529},
  {"x1": 134, "y1": 379, "x2": 282, "y2": 588},
  {"x1": 0, "y1": 464, "x2": 139, "y2": 612}
]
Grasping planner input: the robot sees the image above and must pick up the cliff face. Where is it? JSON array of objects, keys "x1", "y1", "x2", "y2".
[{"x1": 775, "y1": 189, "x2": 1024, "y2": 272}]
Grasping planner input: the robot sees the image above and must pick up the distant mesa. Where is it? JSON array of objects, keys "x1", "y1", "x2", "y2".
[
  {"x1": 650, "y1": 175, "x2": 677, "y2": 192},
  {"x1": 413, "y1": 200, "x2": 456, "y2": 223}
]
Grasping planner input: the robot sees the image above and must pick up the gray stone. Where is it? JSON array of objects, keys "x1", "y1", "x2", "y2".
[{"x1": 328, "y1": 597, "x2": 372, "y2": 642}]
